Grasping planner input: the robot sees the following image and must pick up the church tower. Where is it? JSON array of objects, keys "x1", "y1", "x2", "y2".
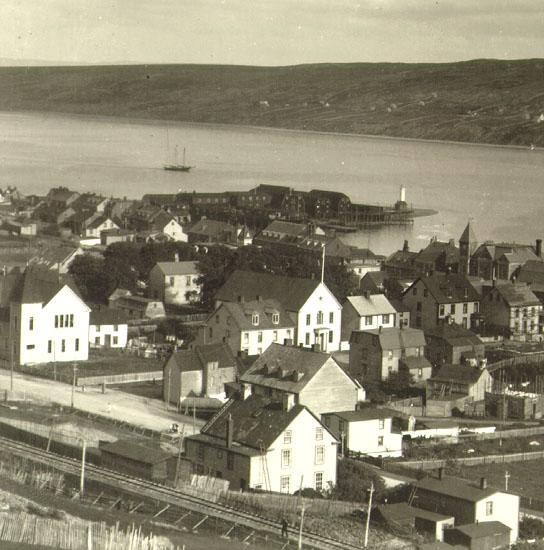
[{"x1": 459, "y1": 222, "x2": 477, "y2": 275}]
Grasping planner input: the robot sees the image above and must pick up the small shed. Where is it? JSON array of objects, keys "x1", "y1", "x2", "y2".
[
  {"x1": 443, "y1": 521, "x2": 511, "y2": 550},
  {"x1": 99, "y1": 439, "x2": 173, "y2": 481}
]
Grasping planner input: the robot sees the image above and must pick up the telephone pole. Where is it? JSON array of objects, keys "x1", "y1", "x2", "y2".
[
  {"x1": 71, "y1": 364, "x2": 77, "y2": 409},
  {"x1": 364, "y1": 481, "x2": 374, "y2": 548},
  {"x1": 80, "y1": 439, "x2": 86, "y2": 497},
  {"x1": 504, "y1": 470, "x2": 510, "y2": 492},
  {"x1": 297, "y1": 502, "x2": 306, "y2": 550}
]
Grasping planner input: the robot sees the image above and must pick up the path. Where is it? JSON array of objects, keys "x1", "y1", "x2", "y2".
[{"x1": 0, "y1": 369, "x2": 205, "y2": 435}]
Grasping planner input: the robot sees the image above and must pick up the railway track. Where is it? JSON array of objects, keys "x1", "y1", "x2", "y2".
[{"x1": 0, "y1": 435, "x2": 361, "y2": 550}]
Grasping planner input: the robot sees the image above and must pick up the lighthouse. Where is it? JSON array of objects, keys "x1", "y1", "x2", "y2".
[{"x1": 400, "y1": 184, "x2": 406, "y2": 203}]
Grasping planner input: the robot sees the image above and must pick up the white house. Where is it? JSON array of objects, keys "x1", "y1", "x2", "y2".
[
  {"x1": 198, "y1": 298, "x2": 295, "y2": 356},
  {"x1": 214, "y1": 270, "x2": 342, "y2": 352},
  {"x1": 0, "y1": 266, "x2": 90, "y2": 366},
  {"x1": 148, "y1": 260, "x2": 201, "y2": 306},
  {"x1": 153, "y1": 216, "x2": 188, "y2": 242},
  {"x1": 322, "y1": 408, "x2": 403, "y2": 458},
  {"x1": 184, "y1": 391, "x2": 338, "y2": 493},
  {"x1": 84, "y1": 216, "x2": 119, "y2": 238},
  {"x1": 89, "y1": 308, "x2": 128, "y2": 349},
  {"x1": 341, "y1": 293, "x2": 397, "y2": 344}
]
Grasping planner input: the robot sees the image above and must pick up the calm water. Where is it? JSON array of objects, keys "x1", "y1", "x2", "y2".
[{"x1": 1, "y1": 110, "x2": 543, "y2": 255}]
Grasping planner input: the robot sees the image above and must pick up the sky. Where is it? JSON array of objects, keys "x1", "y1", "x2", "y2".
[{"x1": 1, "y1": 0, "x2": 543, "y2": 66}]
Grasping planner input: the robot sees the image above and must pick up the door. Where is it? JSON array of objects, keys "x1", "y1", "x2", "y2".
[
  {"x1": 319, "y1": 332, "x2": 326, "y2": 352},
  {"x1": 105, "y1": 335, "x2": 111, "y2": 348}
]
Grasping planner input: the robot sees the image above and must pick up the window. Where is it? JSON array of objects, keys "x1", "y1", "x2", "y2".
[
  {"x1": 215, "y1": 315, "x2": 220, "y2": 324},
  {"x1": 329, "y1": 312, "x2": 334, "y2": 323},
  {"x1": 169, "y1": 276, "x2": 175, "y2": 286},
  {"x1": 306, "y1": 314, "x2": 311, "y2": 326},
  {"x1": 485, "y1": 501, "x2": 493, "y2": 516},
  {"x1": 257, "y1": 332, "x2": 263, "y2": 343},
  {"x1": 305, "y1": 333, "x2": 310, "y2": 346},
  {"x1": 328, "y1": 331, "x2": 333, "y2": 343},
  {"x1": 315, "y1": 472, "x2": 323, "y2": 492},
  {"x1": 378, "y1": 419, "x2": 385, "y2": 430},
  {"x1": 55, "y1": 315, "x2": 59, "y2": 328},
  {"x1": 365, "y1": 315, "x2": 373, "y2": 326},
  {"x1": 416, "y1": 302, "x2": 422, "y2": 312},
  {"x1": 462, "y1": 318, "x2": 467, "y2": 329},
  {"x1": 450, "y1": 304, "x2": 456, "y2": 314},
  {"x1": 463, "y1": 303, "x2": 468, "y2": 314},
  {"x1": 95, "y1": 337, "x2": 100, "y2": 345},
  {"x1": 113, "y1": 336, "x2": 118, "y2": 345},
  {"x1": 423, "y1": 288, "x2": 428, "y2": 297},
  {"x1": 252, "y1": 313, "x2": 259, "y2": 326},
  {"x1": 280, "y1": 475, "x2": 290, "y2": 493},
  {"x1": 315, "y1": 427, "x2": 323, "y2": 441},
  {"x1": 26, "y1": 344, "x2": 35, "y2": 350},
  {"x1": 29, "y1": 317, "x2": 34, "y2": 331},
  {"x1": 315, "y1": 446, "x2": 325, "y2": 465},
  {"x1": 64, "y1": 314, "x2": 69, "y2": 327},
  {"x1": 388, "y1": 350, "x2": 393, "y2": 360},
  {"x1": 283, "y1": 430, "x2": 292, "y2": 445},
  {"x1": 382, "y1": 314, "x2": 390, "y2": 324},
  {"x1": 439, "y1": 305, "x2": 445, "y2": 316},
  {"x1": 417, "y1": 368, "x2": 423, "y2": 378},
  {"x1": 75, "y1": 338, "x2": 79, "y2": 352},
  {"x1": 243, "y1": 332, "x2": 249, "y2": 344},
  {"x1": 273, "y1": 330, "x2": 278, "y2": 342},
  {"x1": 412, "y1": 287, "x2": 417, "y2": 296},
  {"x1": 272, "y1": 313, "x2": 279, "y2": 324},
  {"x1": 227, "y1": 452, "x2": 234, "y2": 470},
  {"x1": 61, "y1": 339, "x2": 66, "y2": 353},
  {"x1": 47, "y1": 340, "x2": 52, "y2": 354},
  {"x1": 208, "y1": 327, "x2": 213, "y2": 339},
  {"x1": 317, "y1": 311, "x2": 324, "y2": 324},
  {"x1": 281, "y1": 449, "x2": 291, "y2": 468},
  {"x1": 59, "y1": 315, "x2": 64, "y2": 328},
  {"x1": 378, "y1": 436, "x2": 384, "y2": 446},
  {"x1": 186, "y1": 276, "x2": 191, "y2": 285}
]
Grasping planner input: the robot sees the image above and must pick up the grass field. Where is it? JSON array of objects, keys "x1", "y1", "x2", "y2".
[{"x1": 0, "y1": 59, "x2": 543, "y2": 146}]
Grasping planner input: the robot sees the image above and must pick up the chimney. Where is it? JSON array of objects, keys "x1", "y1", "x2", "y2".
[
  {"x1": 438, "y1": 467, "x2": 444, "y2": 480},
  {"x1": 537, "y1": 239, "x2": 542, "y2": 258},
  {"x1": 480, "y1": 477, "x2": 487, "y2": 490},
  {"x1": 282, "y1": 392, "x2": 295, "y2": 412},
  {"x1": 174, "y1": 252, "x2": 179, "y2": 262},
  {"x1": 226, "y1": 413, "x2": 233, "y2": 448},
  {"x1": 403, "y1": 240, "x2": 409, "y2": 252},
  {"x1": 237, "y1": 295, "x2": 245, "y2": 304},
  {"x1": 241, "y1": 383, "x2": 252, "y2": 400}
]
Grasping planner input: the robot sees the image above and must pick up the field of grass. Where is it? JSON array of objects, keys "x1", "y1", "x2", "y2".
[{"x1": 0, "y1": 59, "x2": 543, "y2": 146}]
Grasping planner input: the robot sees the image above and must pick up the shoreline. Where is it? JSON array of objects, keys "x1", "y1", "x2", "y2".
[{"x1": 1, "y1": 108, "x2": 541, "y2": 153}]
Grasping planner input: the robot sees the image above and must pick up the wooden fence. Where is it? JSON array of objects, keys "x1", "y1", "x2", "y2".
[
  {"x1": 393, "y1": 449, "x2": 544, "y2": 471},
  {"x1": 488, "y1": 352, "x2": 544, "y2": 373},
  {"x1": 77, "y1": 370, "x2": 163, "y2": 387},
  {"x1": 0, "y1": 513, "x2": 180, "y2": 550}
]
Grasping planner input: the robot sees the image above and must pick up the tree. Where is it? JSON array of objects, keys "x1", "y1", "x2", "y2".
[
  {"x1": 330, "y1": 458, "x2": 386, "y2": 503},
  {"x1": 69, "y1": 254, "x2": 115, "y2": 304}
]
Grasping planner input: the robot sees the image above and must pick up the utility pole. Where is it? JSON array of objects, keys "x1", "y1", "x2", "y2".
[
  {"x1": 80, "y1": 439, "x2": 86, "y2": 497},
  {"x1": 166, "y1": 366, "x2": 171, "y2": 411},
  {"x1": 10, "y1": 341, "x2": 14, "y2": 393},
  {"x1": 340, "y1": 431, "x2": 345, "y2": 457},
  {"x1": 71, "y1": 364, "x2": 77, "y2": 409},
  {"x1": 193, "y1": 396, "x2": 196, "y2": 434},
  {"x1": 320, "y1": 244, "x2": 326, "y2": 283},
  {"x1": 364, "y1": 481, "x2": 374, "y2": 548},
  {"x1": 297, "y1": 502, "x2": 305, "y2": 550},
  {"x1": 504, "y1": 470, "x2": 510, "y2": 492}
]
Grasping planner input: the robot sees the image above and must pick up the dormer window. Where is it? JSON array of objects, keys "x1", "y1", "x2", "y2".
[
  {"x1": 252, "y1": 313, "x2": 259, "y2": 326},
  {"x1": 272, "y1": 313, "x2": 279, "y2": 324}
]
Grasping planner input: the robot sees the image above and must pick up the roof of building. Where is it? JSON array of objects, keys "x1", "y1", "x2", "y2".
[
  {"x1": 188, "y1": 219, "x2": 236, "y2": 237},
  {"x1": 215, "y1": 270, "x2": 325, "y2": 311},
  {"x1": 474, "y1": 241, "x2": 540, "y2": 264},
  {"x1": 385, "y1": 249, "x2": 418, "y2": 268},
  {"x1": 100, "y1": 439, "x2": 172, "y2": 464},
  {"x1": 151, "y1": 210, "x2": 179, "y2": 231},
  {"x1": 351, "y1": 327, "x2": 426, "y2": 350},
  {"x1": 414, "y1": 240, "x2": 459, "y2": 266},
  {"x1": 425, "y1": 323, "x2": 484, "y2": 348},
  {"x1": 114, "y1": 295, "x2": 163, "y2": 310},
  {"x1": 493, "y1": 282, "x2": 541, "y2": 306},
  {"x1": 87, "y1": 215, "x2": 114, "y2": 230},
  {"x1": 240, "y1": 343, "x2": 351, "y2": 394},
  {"x1": 167, "y1": 343, "x2": 238, "y2": 374},
  {"x1": 47, "y1": 187, "x2": 79, "y2": 203},
  {"x1": 361, "y1": 271, "x2": 387, "y2": 286},
  {"x1": 345, "y1": 294, "x2": 397, "y2": 317},
  {"x1": 416, "y1": 476, "x2": 498, "y2": 502},
  {"x1": 326, "y1": 407, "x2": 402, "y2": 422},
  {"x1": 109, "y1": 288, "x2": 132, "y2": 301},
  {"x1": 217, "y1": 299, "x2": 296, "y2": 331},
  {"x1": 460, "y1": 222, "x2": 477, "y2": 244},
  {"x1": 261, "y1": 220, "x2": 308, "y2": 238},
  {"x1": 155, "y1": 261, "x2": 200, "y2": 276},
  {"x1": 400, "y1": 356, "x2": 433, "y2": 371},
  {"x1": 31, "y1": 245, "x2": 81, "y2": 267},
  {"x1": 378, "y1": 502, "x2": 453, "y2": 523},
  {"x1": 430, "y1": 364, "x2": 487, "y2": 384},
  {"x1": 90, "y1": 307, "x2": 129, "y2": 326},
  {"x1": 453, "y1": 521, "x2": 510, "y2": 539},
  {"x1": 517, "y1": 260, "x2": 544, "y2": 290},
  {"x1": 200, "y1": 394, "x2": 314, "y2": 450},
  {"x1": 412, "y1": 273, "x2": 480, "y2": 304}
]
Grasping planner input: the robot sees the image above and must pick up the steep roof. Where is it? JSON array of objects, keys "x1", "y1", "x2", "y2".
[
  {"x1": 431, "y1": 364, "x2": 487, "y2": 384},
  {"x1": 416, "y1": 476, "x2": 498, "y2": 502},
  {"x1": 425, "y1": 323, "x2": 483, "y2": 347},
  {"x1": 87, "y1": 215, "x2": 112, "y2": 230},
  {"x1": 453, "y1": 521, "x2": 510, "y2": 538},
  {"x1": 156, "y1": 261, "x2": 199, "y2": 276},
  {"x1": 201, "y1": 394, "x2": 307, "y2": 450},
  {"x1": 167, "y1": 343, "x2": 238, "y2": 374},
  {"x1": 240, "y1": 343, "x2": 339, "y2": 394},
  {"x1": 460, "y1": 222, "x2": 477, "y2": 243},
  {"x1": 345, "y1": 294, "x2": 397, "y2": 317},
  {"x1": 215, "y1": 270, "x2": 322, "y2": 311},
  {"x1": 414, "y1": 273, "x2": 480, "y2": 304},
  {"x1": 352, "y1": 327, "x2": 426, "y2": 350},
  {"x1": 415, "y1": 240, "x2": 459, "y2": 265},
  {"x1": 494, "y1": 282, "x2": 540, "y2": 307},
  {"x1": 217, "y1": 299, "x2": 295, "y2": 331}
]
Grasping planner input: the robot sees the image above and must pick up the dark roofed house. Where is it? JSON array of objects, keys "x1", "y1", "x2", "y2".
[
  {"x1": 444, "y1": 522, "x2": 510, "y2": 550},
  {"x1": 425, "y1": 323, "x2": 485, "y2": 367},
  {"x1": 89, "y1": 307, "x2": 129, "y2": 349},
  {"x1": 110, "y1": 293, "x2": 165, "y2": 319},
  {"x1": 516, "y1": 259, "x2": 544, "y2": 301},
  {"x1": 186, "y1": 219, "x2": 237, "y2": 245},
  {"x1": 413, "y1": 238, "x2": 460, "y2": 275},
  {"x1": 426, "y1": 364, "x2": 492, "y2": 403},
  {"x1": 184, "y1": 392, "x2": 338, "y2": 493},
  {"x1": 163, "y1": 343, "x2": 239, "y2": 404}
]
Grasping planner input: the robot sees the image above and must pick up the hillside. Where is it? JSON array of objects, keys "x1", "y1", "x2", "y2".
[{"x1": 1, "y1": 60, "x2": 544, "y2": 146}]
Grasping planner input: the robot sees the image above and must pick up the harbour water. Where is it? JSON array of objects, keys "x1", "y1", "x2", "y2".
[{"x1": 1, "y1": 110, "x2": 543, "y2": 255}]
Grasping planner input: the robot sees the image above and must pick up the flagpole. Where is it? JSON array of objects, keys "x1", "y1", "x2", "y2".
[{"x1": 321, "y1": 244, "x2": 325, "y2": 283}]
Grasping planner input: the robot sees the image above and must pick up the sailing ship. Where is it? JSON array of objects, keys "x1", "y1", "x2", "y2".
[{"x1": 164, "y1": 145, "x2": 192, "y2": 172}]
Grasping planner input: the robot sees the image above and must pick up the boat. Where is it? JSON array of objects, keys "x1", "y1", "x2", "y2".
[{"x1": 164, "y1": 145, "x2": 192, "y2": 172}]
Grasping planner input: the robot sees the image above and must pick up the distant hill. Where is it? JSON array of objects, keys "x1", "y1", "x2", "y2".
[{"x1": 0, "y1": 60, "x2": 543, "y2": 146}]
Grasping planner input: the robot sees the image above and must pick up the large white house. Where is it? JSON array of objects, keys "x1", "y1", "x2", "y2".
[
  {"x1": 214, "y1": 270, "x2": 342, "y2": 352},
  {"x1": 184, "y1": 391, "x2": 338, "y2": 493},
  {"x1": 148, "y1": 260, "x2": 201, "y2": 305},
  {"x1": 0, "y1": 266, "x2": 90, "y2": 365}
]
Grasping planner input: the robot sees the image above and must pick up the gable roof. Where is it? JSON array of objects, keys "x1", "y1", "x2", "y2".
[
  {"x1": 240, "y1": 343, "x2": 341, "y2": 394},
  {"x1": 430, "y1": 364, "x2": 487, "y2": 384},
  {"x1": 261, "y1": 220, "x2": 308, "y2": 238},
  {"x1": 345, "y1": 294, "x2": 397, "y2": 317},
  {"x1": 201, "y1": 394, "x2": 307, "y2": 450},
  {"x1": 188, "y1": 219, "x2": 236, "y2": 237},
  {"x1": 87, "y1": 215, "x2": 115, "y2": 230},
  {"x1": 416, "y1": 476, "x2": 498, "y2": 502},
  {"x1": 167, "y1": 343, "x2": 238, "y2": 374},
  {"x1": 474, "y1": 242, "x2": 539, "y2": 263},
  {"x1": 453, "y1": 521, "x2": 510, "y2": 539},
  {"x1": 100, "y1": 439, "x2": 171, "y2": 464},
  {"x1": 90, "y1": 307, "x2": 129, "y2": 326},
  {"x1": 156, "y1": 261, "x2": 199, "y2": 276},
  {"x1": 425, "y1": 323, "x2": 484, "y2": 348},
  {"x1": 460, "y1": 222, "x2": 477, "y2": 243},
  {"x1": 414, "y1": 240, "x2": 459, "y2": 265},
  {"x1": 400, "y1": 355, "x2": 433, "y2": 371},
  {"x1": 352, "y1": 327, "x2": 426, "y2": 350},
  {"x1": 412, "y1": 273, "x2": 480, "y2": 304},
  {"x1": 217, "y1": 299, "x2": 295, "y2": 331},
  {"x1": 517, "y1": 260, "x2": 544, "y2": 290},
  {"x1": 215, "y1": 270, "x2": 322, "y2": 311},
  {"x1": 493, "y1": 282, "x2": 540, "y2": 307}
]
